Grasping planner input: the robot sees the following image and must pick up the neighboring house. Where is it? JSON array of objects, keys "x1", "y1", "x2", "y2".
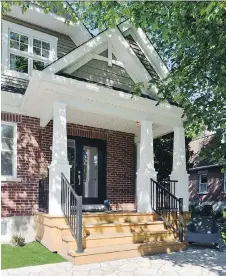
[
  {"x1": 1, "y1": 3, "x2": 189, "y2": 253},
  {"x1": 189, "y1": 131, "x2": 226, "y2": 209}
]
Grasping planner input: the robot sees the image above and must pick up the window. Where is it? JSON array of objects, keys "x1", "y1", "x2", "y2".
[
  {"x1": 1, "y1": 122, "x2": 17, "y2": 178},
  {"x1": 198, "y1": 172, "x2": 208, "y2": 194},
  {"x1": 224, "y1": 172, "x2": 226, "y2": 192},
  {"x1": 2, "y1": 20, "x2": 58, "y2": 79}
]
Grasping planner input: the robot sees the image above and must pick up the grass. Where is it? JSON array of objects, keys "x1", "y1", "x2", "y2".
[{"x1": 1, "y1": 242, "x2": 66, "y2": 270}]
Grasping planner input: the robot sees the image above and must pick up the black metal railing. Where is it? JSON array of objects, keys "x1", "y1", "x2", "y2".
[
  {"x1": 160, "y1": 179, "x2": 177, "y2": 196},
  {"x1": 61, "y1": 173, "x2": 83, "y2": 253},
  {"x1": 150, "y1": 178, "x2": 184, "y2": 242},
  {"x1": 38, "y1": 178, "x2": 49, "y2": 213}
]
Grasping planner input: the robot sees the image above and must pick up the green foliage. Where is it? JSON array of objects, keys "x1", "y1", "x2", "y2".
[
  {"x1": 2, "y1": 1, "x2": 226, "y2": 161},
  {"x1": 1, "y1": 242, "x2": 65, "y2": 269},
  {"x1": 154, "y1": 133, "x2": 191, "y2": 180},
  {"x1": 193, "y1": 130, "x2": 226, "y2": 168},
  {"x1": 222, "y1": 229, "x2": 226, "y2": 243}
]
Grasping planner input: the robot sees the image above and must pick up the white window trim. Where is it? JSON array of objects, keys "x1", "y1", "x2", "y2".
[
  {"x1": 198, "y1": 173, "x2": 208, "y2": 194},
  {"x1": 1, "y1": 121, "x2": 21, "y2": 182},
  {"x1": 2, "y1": 20, "x2": 58, "y2": 80}
]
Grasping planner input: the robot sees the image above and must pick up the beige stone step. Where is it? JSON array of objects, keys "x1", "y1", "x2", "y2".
[
  {"x1": 35, "y1": 213, "x2": 67, "y2": 227},
  {"x1": 68, "y1": 241, "x2": 187, "y2": 265},
  {"x1": 83, "y1": 221, "x2": 165, "y2": 235},
  {"x1": 62, "y1": 230, "x2": 175, "y2": 249},
  {"x1": 82, "y1": 212, "x2": 159, "y2": 224}
]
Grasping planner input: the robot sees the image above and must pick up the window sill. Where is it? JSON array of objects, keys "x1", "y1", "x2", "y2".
[
  {"x1": 2, "y1": 69, "x2": 30, "y2": 80},
  {"x1": 1, "y1": 177, "x2": 22, "y2": 182},
  {"x1": 197, "y1": 192, "x2": 208, "y2": 195}
]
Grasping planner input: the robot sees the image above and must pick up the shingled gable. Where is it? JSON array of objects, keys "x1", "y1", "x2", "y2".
[{"x1": 44, "y1": 22, "x2": 169, "y2": 97}]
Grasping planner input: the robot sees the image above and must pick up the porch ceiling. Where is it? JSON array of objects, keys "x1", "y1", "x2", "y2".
[{"x1": 20, "y1": 71, "x2": 183, "y2": 137}]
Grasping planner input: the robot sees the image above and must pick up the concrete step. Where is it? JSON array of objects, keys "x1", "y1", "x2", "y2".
[
  {"x1": 62, "y1": 230, "x2": 175, "y2": 249},
  {"x1": 67, "y1": 241, "x2": 187, "y2": 265},
  {"x1": 83, "y1": 221, "x2": 166, "y2": 235}
]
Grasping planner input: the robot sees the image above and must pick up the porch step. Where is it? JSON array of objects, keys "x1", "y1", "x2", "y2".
[
  {"x1": 82, "y1": 212, "x2": 160, "y2": 224},
  {"x1": 67, "y1": 241, "x2": 187, "y2": 265},
  {"x1": 83, "y1": 221, "x2": 165, "y2": 235},
  {"x1": 35, "y1": 212, "x2": 188, "y2": 265},
  {"x1": 62, "y1": 230, "x2": 175, "y2": 249}
]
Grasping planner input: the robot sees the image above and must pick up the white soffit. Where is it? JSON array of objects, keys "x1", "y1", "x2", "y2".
[
  {"x1": 8, "y1": 5, "x2": 92, "y2": 45},
  {"x1": 20, "y1": 71, "x2": 184, "y2": 129},
  {"x1": 1, "y1": 91, "x2": 23, "y2": 114}
]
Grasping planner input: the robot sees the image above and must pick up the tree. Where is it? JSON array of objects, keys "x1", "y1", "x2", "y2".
[
  {"x1": 154, "y1": 133, "x2": 191, "y2": 180},
  {"x1": 2, "y1": 1, "x2": 226, "y2": 162}
]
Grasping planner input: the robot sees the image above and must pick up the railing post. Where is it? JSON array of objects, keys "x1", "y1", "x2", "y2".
[
  {"x1": 150, "y1": 179, "x2": 157, "y2": 212},
  {"x1": 179, "y1": 198, "x2": 184, "y2": 242},
  {"x1": 76, "y1": 196, "x2": 83, "y2": 253}
]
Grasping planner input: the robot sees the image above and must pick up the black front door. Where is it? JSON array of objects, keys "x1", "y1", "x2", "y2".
[{"x1": 67, "y1": 137, "x2": 106, "y2": 205}]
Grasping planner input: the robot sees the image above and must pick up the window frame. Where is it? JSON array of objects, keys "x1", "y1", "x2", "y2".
[
  {"x1": 198, "y1": 171, "x2": 208, "y2": 194},
  {"x1": 2, "y1": 20, "x2": 58, "y2": 80},
  {"x1": 1, "y1": 121, "x2": 18, "y2": 181}
]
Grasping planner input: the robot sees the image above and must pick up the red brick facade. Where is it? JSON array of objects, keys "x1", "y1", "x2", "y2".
[
  {"x1": 1, "y1": 112, "x2": 136, "y2": 217},
  {"x1": 189, "y1": 167, "x2": 226, "y2": 202}
]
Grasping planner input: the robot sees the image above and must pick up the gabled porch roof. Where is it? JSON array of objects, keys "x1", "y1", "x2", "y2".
[
  {"x1": 43, "y1": 22, "x2": 168, "y2": 98},
  {"x1": 20, "y1": 71, "x2": 183, "y2": 138}
]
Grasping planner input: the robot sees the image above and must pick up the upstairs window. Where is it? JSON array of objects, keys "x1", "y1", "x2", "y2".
[
  {"x1": 2, "y1": 20, "x2": 58, "y2": 79},
  {"x1": 198, "y1": 171, "x2": 208, "y2": 194}
]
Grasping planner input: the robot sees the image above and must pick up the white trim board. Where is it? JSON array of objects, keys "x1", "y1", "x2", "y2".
[
  {"x1": 64, "y1": 43, "x2": 124, "y2": 74},
  {"x1": 119, "y1": 21, "x2": 169, "y2": 79},
  {"x1": 7, "y1": 4, "x2": 92, "y2": 46},
  {"x1": 20, "y1": 71, "x2": 184, "y2": 129}
]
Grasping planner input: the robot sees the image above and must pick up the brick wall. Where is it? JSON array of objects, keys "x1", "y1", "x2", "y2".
[
  {"x1": 1, "y1": 113, "x2": 41, "y2": 217},
  {"x1": 189, "y1": 167, "x2": 226, "y2": 203},
  {"x1": 68, "y1": 123, "x2": 136, "y2": 211},
  {"x1": 1, "y1": 112, "x2": 136, "y2": 217}
]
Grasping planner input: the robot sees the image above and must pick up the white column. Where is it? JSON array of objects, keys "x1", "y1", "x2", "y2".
[
  {"x1": 136, "y1": 121, "x2": 157, "y2": 213},
  {"x1": 48, "y1": 102, "x2": 71, "y2": 216},
  {"x1": 170, "y1": 126, "x2": 189, "y2": 211}
]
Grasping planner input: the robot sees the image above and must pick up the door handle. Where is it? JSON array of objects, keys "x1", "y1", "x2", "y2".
[{"x1": 78, "y1": 171, "x2": 81, "y2": 186}]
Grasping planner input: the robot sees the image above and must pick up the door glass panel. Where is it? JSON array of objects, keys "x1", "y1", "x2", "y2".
[
  {"x1": 83, "y1": 146, "x2": 98, "y2": 198},
  {"x1": 67, "y1": 139, "x2": 76, "y2": 185}
]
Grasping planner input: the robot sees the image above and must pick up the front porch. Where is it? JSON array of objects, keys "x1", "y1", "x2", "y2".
[
  {"x1": 21, "y1": 71, "x2": 190, "y2": 264},
  {"x1": 22, "y1": 71, "x2": 189, "y2": 215}
]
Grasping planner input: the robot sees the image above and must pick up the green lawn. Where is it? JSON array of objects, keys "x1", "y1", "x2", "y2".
[{"x1": 1, "y1": 242, "x2": 66, "y2": 270}]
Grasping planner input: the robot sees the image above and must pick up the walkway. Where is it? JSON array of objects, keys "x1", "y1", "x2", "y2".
[{"x1": 2, "y1": 247, "x2": 226, "y2": 276}]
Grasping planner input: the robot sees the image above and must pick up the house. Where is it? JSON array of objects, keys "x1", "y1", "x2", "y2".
[
  {"x1": 189, "y1": 131, "x2": 226, "y2": 211},
  {"x1": 1, "y1": 3, "x2": 190, "y2": 263}
]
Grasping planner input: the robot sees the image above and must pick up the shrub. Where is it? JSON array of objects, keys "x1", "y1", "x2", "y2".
[
  {"x1": 10, "y1": 235, "x2": 25, "y2": 247},
  {"x1": 223, "y1": 208, "x2": 226, "y2": 219}
]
